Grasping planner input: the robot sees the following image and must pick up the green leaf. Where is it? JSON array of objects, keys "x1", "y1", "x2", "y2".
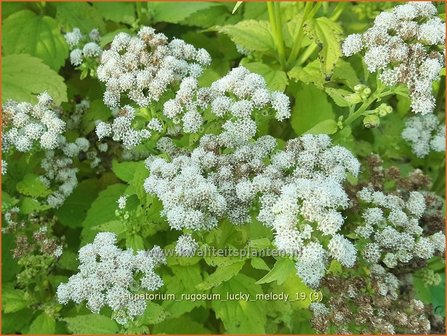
[
  {"x1": 304, "y1": 119, "x2": 338, "y2": 135},
  {"x1": 2, "y1": 285, "x2": 28, "y2": 313},
  {"x1": 16, "y1": 174, "x2": 52, "y2": 198},
  {"x1": 92, "y1": 220, "x2": 126, "y2": 236},
  {"x1": 196, "y1": 260, "x2": 245, "y2": 290},
  {"x1": 305, "y1": 17, "x2": 343, "y2": 77},
  {"x1": 243, "y1": 62, "x2": 288, "y2": 91},
  {"x1": 92, "y1": 2, "x2": 135, "y2": 25},
  {"x1": 57, "y1": 250, "x2": 79, "y2": 272},
  {"x1": 163, "y1": 265, "x2": 204, "y2": 317},
  {"x1": 325, "y1": 87, "x2": 355, "y2": 107},
  {"x1": 82, "y1": 184, "x2": 126, "y2": 229},
  {"x1": 256, "y1": 258, "x2": 295, "y2": 285},
  {"x1": 127, "y1": 162, "x2": 150, "y2": 201},
  {"x1": 56, "y1": 2, "x2": 105, "y2": 33},
  {"x1": 64, "y1": 314, "x2": 118, "y2": 334},
  {"x1": 112, "y1": 160, "x2": 145, "y2": 183},
  {"x1": 291, "y1": 83, "x2": 335, "y2": 135},
  {"x1": 20, "y1": 198, "x2": 50, "y2": 214},
  {"x1": 217, "y1": 20, "x2": 275, "y2": 54},
  {"x1": 153, "y1": 316, "x2": 211, "y2": 334},
  {"x1": 56, "y1": 179, "x2": 99, "y2": 228},
  {"x1": 148, "y1": 2, "x2": 219, "y2": 23},
  {"x1": 126, "y1": 234, "x2": 145, "y2": 251},
  {"x1": 2, "y1": 310, "x2": 33, "y2": 334},
  {"x1": 2, "y1": 236, "x2": 20, "y2": 282},
  {"x1": 28, "y1": 313, "x2": 56, "y2": 334},
  {"x1": 251, "y1": 257, "x2": 271, "y2": 271},
  {"x1": 212, "y1": 274, "x2": 266, "y2": 333},
  {"x1": 3, "y1": 10, "x2": 68, "y2": 70},
  {"x1": 332, "y1": 60, "x2": 360, "y2": 89},
  {"x1": 248, "y1": 238, "x2": 271, "y2": 250},
  {"x1": 288, "y1": 59, "x2": 324, "y2": 89},
  {"x1": 137, "y1": 302, "x2": 166, "y2": 325},
  {"x1": 2, "y1": 54, "x2": 68, "y2": 105},
  {"x1": 273, "y1": 273, "x2": 315, "y2": 309}
]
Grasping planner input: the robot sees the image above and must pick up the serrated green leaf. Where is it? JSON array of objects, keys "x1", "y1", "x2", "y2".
[
  {"x1": 56, "y1": 2, "x2": 105, "y2": 33},
  {"x1": 64, "y1": 314, "x2": 118, "y2": 334},
  {"x1": 251, "y1": 257, "x2": 271, "y2": 271},
  {"x1": 243, "y1": 62, "x2": 288, "y2": 91},
  {"x1": 57, "y1": 250, "x2": 78, "y2": 272},
  {"x1": 2, "y1": 285, "x2": 28, "y2": 313},
  {"x1": 16, "y1": 174, "x2": 52, "y2": 198},
  {"x1": 217, "y1": 20, "x2": 275, "y2": 54},
  {"x1": 212, "y1": 274, "x2": 266, "y2": 333},
  {"x1": 248, "y1": 238, "x2": 271, "y2": 250},
  {"x1": 304, "y1": 119, "x2": 338, "y2": 135},
  {"x1": 93, "y1": 2, "x2": 135, "y2": 25},
  {"x1": 325, "y1": 87, "x2": 355, "y2": 107},
  {"x1": 288, "y1": 59, "x2": 324, "y2": 89},
  {"x1": 92, "y1": 220, "x2": 126, "y2": 236},
  {"x1": 163, "y1": 265, "x2": 204, "y2": 317},
  {"x1": 2, "y1": 54, "x2": 68, "y2": 105},
  {"x1": 20, "y1": 198, "x2": 50, "y2": 214},
  {"x1": 3, "y1": 10, "x2": 68, "y2": 70},
  {"x1": 305, "y1": 17, "x2": 343, "y2": 77},
  {"x1": 2, "y1": 237, "x2": 20, "y2": 282},
  {"x1": 153, "y1": 316, "x2": 211, "y2": 334},
  {"x1": 137, "y1": 302, "x2": 166, "y2": 325},
  {"x1": 196, "y1": 260, "x2": 245, "y2": 290},
  {"x1": 82, "y1": 183, "x2": 126, "y2": 229},
  {"x1": 56, "y1": 179, "x2": 100, "y2": 228},
  {"x1": 291, "y1": 83, "x2": 335, "y2": 135},
  {"x1": 148, "y1": 2, "x2": 219, "y2": 23},
  {"x1": 256, "y1": 258, "x2": 295, "y2": 285},
  {"x1": 332, "y1": 60, "x2": 360, "y2": 89},
  {"x1": 126, "y1": 234, "x2": 145, "y2": 250},
  {"x1": 112, "y1": 160, "x2": 144, "y2": 183},
  {"x1": 28, "y1": 313, "x2": 56, "y2": 334}
]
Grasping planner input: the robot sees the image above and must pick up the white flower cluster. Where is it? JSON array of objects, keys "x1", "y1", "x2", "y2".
[
  {"x1": 94, "y1": 28, "x2": 289, "y2": 150},
  {"x1": 356, "y1": 187, "x2": 445, "y2": 267},
  {"x1": 56, "y1": 232, "x2": 165, "y2": 325},
  {"x1": 401, "y1": 114, "x2": 445, "y2": 157},
  {"x1": 40, "y1": 137, "x2": 91, "y2": 208},
  {"x1": 146, "y1": 131, "x2": 359, "y2": 288},
  {"x1": 1, "y1": 160, "x2": 7, "y2": 175},
  {"x1": 2, "y1": 92, "x2": 66, "y2": 153},
  {"x1": 342, "y1": 2, "x2": 445, "y2": 114},
  {"x1": 254, "y1": 134, "x2": 360, "y2": 288},
  {"x1": 97, "y1": 26, "x2": 211, "y2": 108},
  {"x1": 65, "y1": 28, "x2": 102, "y2": 66},
  {"x1": 175, "y1": 234, "x2": 199, "y2": 257},
  {"x1": 163, "y1": 66, "x2": 290, "y2": 139},
  {"x1": 95, "y1": 105, "x2": 153, "y2": 149}
]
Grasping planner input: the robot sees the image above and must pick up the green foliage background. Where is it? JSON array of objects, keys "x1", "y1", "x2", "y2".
[{"x1": 2, "y1": 1, "x2": 445, "y2": 334}]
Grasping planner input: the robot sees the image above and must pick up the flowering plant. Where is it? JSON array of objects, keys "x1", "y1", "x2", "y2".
[{"x1": 2, "y1": 1, "x2": 445, "y2": 334}]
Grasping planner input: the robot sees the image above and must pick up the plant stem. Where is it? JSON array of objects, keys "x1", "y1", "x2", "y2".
[
  {"x1": 267, "y1": 2, "x2": 287, "y2": 70},
  {"x1": 136, "y1": 2, "x2": 143, "y2": 22},
  {"x1": 286, "y1": 2, "x2": 313, "y2": 69},
  {"x1": 344, "y1": 86, "x2": 386, "y2": 126}
]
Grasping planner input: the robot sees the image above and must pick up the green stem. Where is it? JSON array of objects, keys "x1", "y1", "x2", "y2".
[
  {"x1": 344, "y1": 85, "x2": 386, "y2": 126},
  {"x1": 136, "y1": 2, "x2": 143, "y2": 22},
  {"x1": 267, "y1": 2, "x2": 287, "y2": 70},
  {"x1": 286, "y1": 2, "x2": 313, "y2": 69}
]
